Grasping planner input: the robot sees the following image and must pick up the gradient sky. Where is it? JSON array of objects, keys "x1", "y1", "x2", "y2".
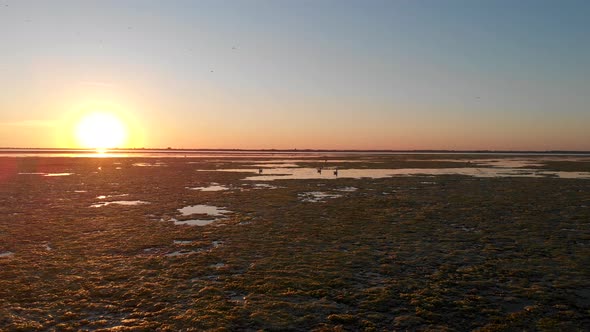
[{"x1": 1, "y1": 0, "x2": 589, "y2": 150}]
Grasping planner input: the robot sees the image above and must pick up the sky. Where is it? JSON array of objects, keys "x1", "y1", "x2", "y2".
[{"x1": 1, "y1": 0, "x2": 589, "y2": 150}]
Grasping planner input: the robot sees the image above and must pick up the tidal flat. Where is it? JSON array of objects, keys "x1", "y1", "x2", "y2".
[{"x1": 1, "y1": 153, "x2": 590, "y2": 331}]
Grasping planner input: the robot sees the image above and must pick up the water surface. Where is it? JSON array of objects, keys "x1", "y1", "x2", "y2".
[
  {"x1": 188, "y1": 184, "x2": 230, "y2": 191},
  {"x1": 166, "y1": 250, "x2": 201, "y2": 257},
  {"x1": 91, "y1": 201, "x2": 149, "y2": 208},
  {"x1": 178, "y1": 205, "x2": 232, "y2": 216},
  {"x1": 169, "y1": 205, "x2": 234, "y2": 226},
  {"x1": 19, "y1": 172, "x2": 74, "y2": 177},
  {"x1": 299, "y1": 192, "x2": 343, "y2": 203},
  {"x1": 215, "y1": 167, "x2": 590, "y2": 180}
]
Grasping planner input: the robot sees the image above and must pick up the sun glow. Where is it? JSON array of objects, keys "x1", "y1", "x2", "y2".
[{"x1": 75, "y1": 112, "x2": 127, "y2": 150}]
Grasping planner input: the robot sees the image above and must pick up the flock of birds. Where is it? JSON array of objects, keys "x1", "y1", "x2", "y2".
[{"x1": 258, "y1": 159, "x2": 338, "y2": 176}]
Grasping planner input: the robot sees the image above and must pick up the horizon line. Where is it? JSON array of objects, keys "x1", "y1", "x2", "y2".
[{"x1": 1, "y1": 147, "x2": 590, "y2": 154}]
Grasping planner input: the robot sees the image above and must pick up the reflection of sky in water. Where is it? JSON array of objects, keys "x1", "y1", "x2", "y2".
[
  {"x1": 423, "y1": 159, "x2": 547, "y2": 168},
  {"x1": 252, "y1": 163, "x2": 301, "y2": 168},
  {"x1": 173, "y1": 240, "x2": 194, "y2": 244},
  {"x1": 472, "y1": 159, "x2": 546, "y2": 168},
  {"x1": 299, "y1": 192, "x2": 342, "y2": 202},
  {"x1": 409, "y1": 157, "x2": 590, "y2": 168},
  {"x1": 252, "y1": 183, "x2": 280, "y2": 189},
  {"x1": 188, "y1": 185, "x2": 230, "y2": 191},
  {"x1": 248, "y1": 159, "x2": 379, "y2": 166},
  {"x1": 90, "y1": 200, "x2": 149, "y2": 207},
  {"x1": 132, "y1": 162, "x2": 167, "y2": 167},
  {"x1": 19, "y1": 172, "x2": 73, "y2": 176},
  {"x1": 97, "y1": 194, "x2": 129, "y2": 199},
  {"x1": 214, "y1": 167, "x2": 590, "y2": 181},
  {"x1": 165, "y1": 250, "x2": 201, "y2": 257},
  {"x1": 336, "y1": 187, "x2": 358, "y2": 192},
  {"x1": 178, "y1": 205, "x2": 231, "y2": 216},
  {"x1": 170, "y1": 205, "x2": 233, "y2": 226}
]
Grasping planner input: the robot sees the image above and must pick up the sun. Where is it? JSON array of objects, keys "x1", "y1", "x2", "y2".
[{"x1": 75, "y1": 112, "x2": 127, "y2": 150}]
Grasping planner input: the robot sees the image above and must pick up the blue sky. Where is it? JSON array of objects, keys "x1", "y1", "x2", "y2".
[{"x1": 1, "y1": 0, "x2": 589, "y2": 149}]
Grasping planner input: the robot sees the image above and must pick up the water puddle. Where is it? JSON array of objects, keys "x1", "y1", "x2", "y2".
[
  {"x1": 178, "y1": 205, "x2": 231, "y2": 216},
  {"x1": 245, "y1": 159, "x2": 377, "y2": 164},
  {"x1": 188, "y1": 184, "x2": 230, "y2": 191},
  {"x1": 90, "y1": 200, "x2": 149, "y2": 208},
  {"x1": 252, "y1": 163, "x2": 301, "y2": 168},
  {"x1": 173, "y1": 240, "x2": 194, "y2": 245},
  {"x1": 414, "y1": 157, "x2": 590, "y2": 168},
  {"x1": 299, "y1": 192, "x2": 342, "y2": 203},
  {"x1": 551, "y1": 171, "x2": 590, "y2": 179},
  {"x1": 472, "y1": 159, "x2": 546, "y2": 168},
  {"x1": 160, "y1": 205, "x2": 234, "y2": 226},
  {"x1": 252, "y1": 183, "x2": 281, "y2": 189},
  {"x1": 132, "y1": 162, "x2": 167, "y2": 167},
  {"x1": 19, "y1": 172, "x2": 73, "y2": 176},
  {"x1": 407, "y1": 158, "x2": 547, "y2": 168},
  {"x1": 215, "y1": 167, "x2": 590, "y2": 180},
  {"x1": 0, "y1": 251, "x2": 14, "y2": 258},
  {"x1": 165, "y1": 250, "x2": 201, "y2": 257},
  {"x1": 336, "y1": 186, "x2": 358, "y2": 192},
  {"x1": 97, "y1": 194, "x2": 129, "y2": 199}
]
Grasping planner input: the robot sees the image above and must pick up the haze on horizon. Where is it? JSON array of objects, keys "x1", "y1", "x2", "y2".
[{"x1": 1, "y1": 0, "x2": 589, "y2": 151}]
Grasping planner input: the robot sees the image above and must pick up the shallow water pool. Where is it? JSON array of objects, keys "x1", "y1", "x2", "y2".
[
  {"x1": 214, "y1": 167, "x2": 590, "y2": 181},
  {"x1": 91, "y1": 200, "x2": 149, "y2": 208}
]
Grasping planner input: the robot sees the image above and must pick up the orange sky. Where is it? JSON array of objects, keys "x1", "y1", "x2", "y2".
[{"x1": 1, "y1": 1, "x2": 589, "y2": 150}]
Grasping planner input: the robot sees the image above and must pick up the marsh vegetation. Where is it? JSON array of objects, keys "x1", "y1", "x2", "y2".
[{"x1": 1, "y1": 154, "x2": 589, "y2": 330}]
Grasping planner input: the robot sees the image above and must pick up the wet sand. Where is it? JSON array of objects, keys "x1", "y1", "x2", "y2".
[{"x1": 1, "y1": 154, "x2": 589, "y2": 330}]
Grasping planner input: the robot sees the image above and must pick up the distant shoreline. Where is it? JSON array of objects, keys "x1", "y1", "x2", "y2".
[{"x1": 1, "y1": 147, "x2": 589, "y2": 155}]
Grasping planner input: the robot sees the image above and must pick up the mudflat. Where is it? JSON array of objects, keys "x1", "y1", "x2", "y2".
[{"x1": 1, "y1": 154, "x2": 589, "y2": 330}]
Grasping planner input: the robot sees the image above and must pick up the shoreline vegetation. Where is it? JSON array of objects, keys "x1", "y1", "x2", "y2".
[{"x1": 1, "y1": 154, "x2": 589, "y2": 330}]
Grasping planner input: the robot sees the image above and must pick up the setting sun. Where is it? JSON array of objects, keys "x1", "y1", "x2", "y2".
[{"x1": 75, "y1": 112, "x2": 127, "y2": 149}]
